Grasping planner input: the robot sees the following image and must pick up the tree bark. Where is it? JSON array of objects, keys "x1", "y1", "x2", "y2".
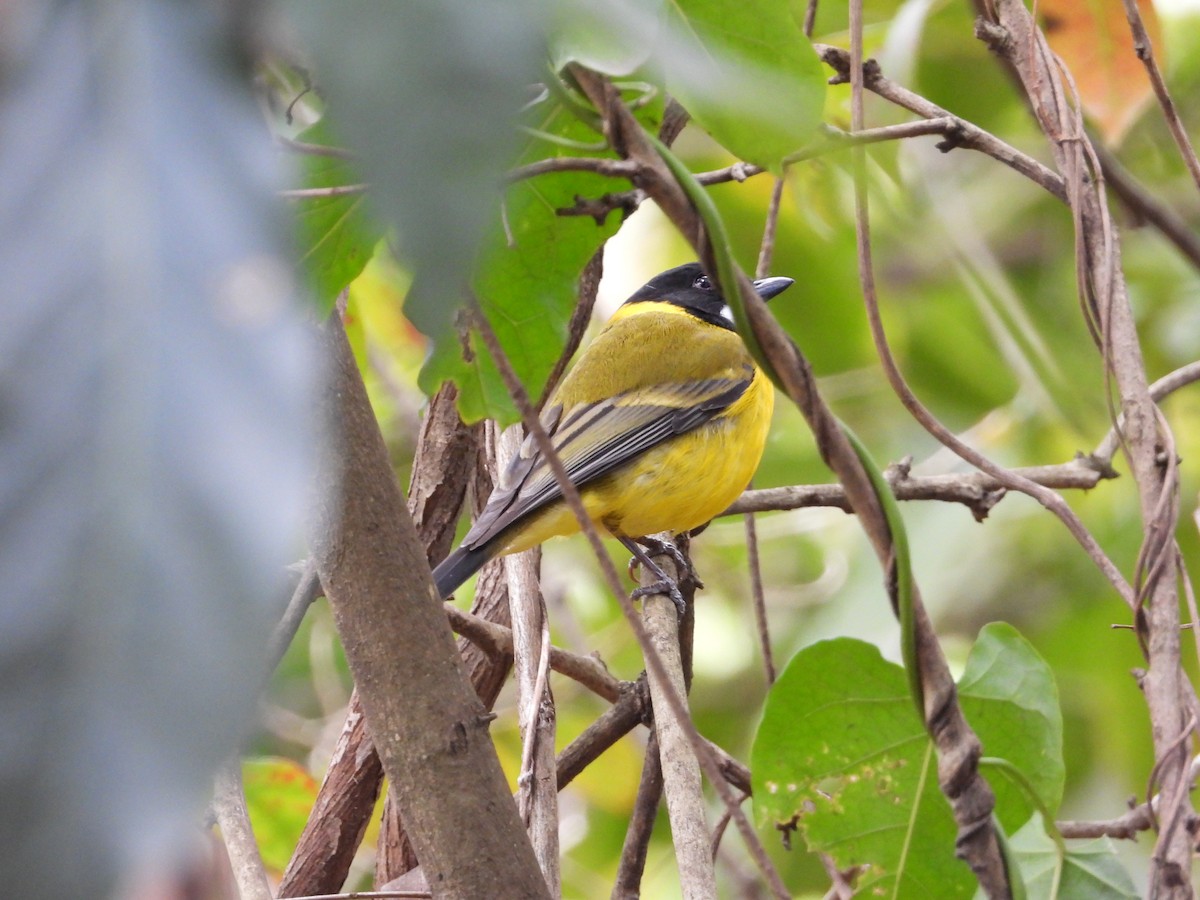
[{"x1": 309, "y1": 314, "x2": 549, "y2": 900}]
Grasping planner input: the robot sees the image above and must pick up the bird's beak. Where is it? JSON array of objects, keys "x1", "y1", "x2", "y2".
[{"x1": 753, "y1": 276, "x2": 794, "y2": 301}]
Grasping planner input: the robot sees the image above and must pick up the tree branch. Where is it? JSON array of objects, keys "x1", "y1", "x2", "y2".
[
  {"x1": 444, "y1": 603, "x2": 624, "y2": 704},
  {"x1": 814, "y1": 44, "x2": 1067, "y2": 203},
  {"x1": 725, "y1": 456, "x2": 1115, "y2": 520},
  {"x1": 213, "y1": 761, "x2": 273, "y2": 900},
  {"x1": 636, "y1": 544, "x2": 717, "y2": 899},
  {"x1": 309, "y1": 314, "x2": 549, "y2": 898},
  {"x1": 612, "y1": 731, "x2": 663, "y2": 900},
  {"x1": 975, "y1": 0, "x2": 1195, "y2": 889}
]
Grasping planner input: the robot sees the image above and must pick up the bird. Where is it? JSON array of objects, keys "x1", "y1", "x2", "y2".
[{"x1": 432, "y1": 261, "x2": 793, "y2": 607}]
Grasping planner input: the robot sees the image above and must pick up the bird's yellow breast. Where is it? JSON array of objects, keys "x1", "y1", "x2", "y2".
[{"x1": 500, "y1": 303, "x2": 774, "y2": 552}]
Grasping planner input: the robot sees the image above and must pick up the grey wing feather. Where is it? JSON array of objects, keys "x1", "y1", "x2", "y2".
[{"x1": 460, "y1": 374, "x2": 750, "y2": 551}]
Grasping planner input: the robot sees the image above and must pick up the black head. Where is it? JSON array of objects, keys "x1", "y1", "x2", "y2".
[{"x1": 623, "y1": 262, "x2": 793, "y2": 330}]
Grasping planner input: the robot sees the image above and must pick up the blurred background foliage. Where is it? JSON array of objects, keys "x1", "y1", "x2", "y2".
[{"x1": 250, "y1": 0, "x2": 1200, "y2": 894}]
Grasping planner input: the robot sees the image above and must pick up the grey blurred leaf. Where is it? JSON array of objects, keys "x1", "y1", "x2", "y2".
[
  {"x1": 548, "y1": 0, "x2": 666, "y2": 75},
  {"x1": 285, "y1": 0, "x2": 546, "y2": 337},
  {"x1": 0, "y1": 1, "x2": 315, "y2": 894}
]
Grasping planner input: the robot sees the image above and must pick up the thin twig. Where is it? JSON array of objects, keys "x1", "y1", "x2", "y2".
[
  {"x1": 557, "y1": 679, "x2": 650, "y2": 790},
  {"x1": 612, "y1": 731, "x2": 664, "y2": 899},
  {"x1": 506, "y1": 156, "x2": 641, "y2": 184},
  {"x1": 802, "y1": 0, "x2": 819, "y2": 37},
  {"x1": 444, "y1": 602, "x2": 624, "y2": 704},
  {"x1": 1117, "y1": 0, "x2": 1200, "y2": 193},
  {"x1": 275, "y1": 134, "x2": 357, "y2": 160},
  {"x1": 537, "y1": 253, "x2": 603, "y2": 411},
  {"x1": 267, "y1": 561, "x2": 322, "y2": 674},
  {"x1": 743, "y1": 507, "x2": 775, "y2": 685},
  {"x1": 814, "y1": 44, "x2": 1067, "y2": 203},
  {"x1": 724, "y1": 457, "x2": 1114, "y2": 519},
  {"x1": 1057, "y1": 804, "x2": 1154, "y2": 840},
  {"x1": 708, "y1": 791, "x2": 750, "y2": 862},
  {"x1": 213, "y1": 761, "x2": 273, "y2": 900},
  {"x1": 744, "y1": 178, "x2": 787, "y2": 688},
  {"x1": 1095, "y1": 144, "x2": 1200, "y2": 271},
  {"x1": 280, "y1": 184, "x2": 369, "y2": 199}
]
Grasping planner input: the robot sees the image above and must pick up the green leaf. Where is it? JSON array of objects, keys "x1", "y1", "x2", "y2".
[
  {"x1": 960, "y1": 623, "x2": 1065, "y2": 831},
  {"x1": 241, "y1": 757, "x2": 319, "y2": 874},
  {"x1": 751, "y1": 639, "x2": 975, "y2": 898},
  {"x1": 1001, "y1": 814, "x2": 1138, "y2": 900},
  {"x1": 290, "y1": 118, "x2": 382, "y2": 314},
  {"x1": 418, "y1": 93, "x2": 660, "y2": 423},
  {"x1": 753, "y1": 629, "x2": 1069, "y2": 898},
  {"x1": 662, "y1": 0, "x2": 826, "y2": 171}
]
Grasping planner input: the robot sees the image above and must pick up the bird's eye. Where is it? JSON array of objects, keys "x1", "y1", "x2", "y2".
[{"x1": 693, "y1": 275, "x2": 712, "y2": 290}]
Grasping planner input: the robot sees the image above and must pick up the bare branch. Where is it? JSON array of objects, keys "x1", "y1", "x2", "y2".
[
  {"x1": 814, "y1": 44, "x2": 1067, "y2": 203},
  {"x1": 280, "y1": 184, "x2": 368, "y2": 199},
  {"x1": 637, "y1": 546, "x2": 717, "y2": 898},
  {"x1": 1117, "y1": 0, "x2": 1200, "y2": 193},
  {"x1": 725, "y1": 457, "x2": 1115, "y2": 520},
  {"x1": 445, "y1": 603, "x2": 624, "y2": 704},
  {"x1": 1057, "y1": 803, "x2": 1154, "y2": 839},
  {"x1": 310, "y1": 315, "x2": 549, "y2": 898},
  {"x1": 506, "y1": 156, "x2": 641, "y2": 184},
  {"x1": 613, "y1": 732, "x2": 663, "y2": 899},
  {"x1": 976, "y1": 0, "x2": 1196, "y2": 887},
  {"x1": 212, "y1": 761, "x2": 273, "y2": 900},
  {"x1": 275, "y1": 134, "x2": 357, "y2": 160},
  {"x1": 556, "y1": 678, "x2": 649, "y2": 790}
]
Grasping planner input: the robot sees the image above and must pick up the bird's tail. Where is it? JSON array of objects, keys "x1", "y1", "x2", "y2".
[{"x1": 432, "y1": 543, "x2": 495, "y2": 600}]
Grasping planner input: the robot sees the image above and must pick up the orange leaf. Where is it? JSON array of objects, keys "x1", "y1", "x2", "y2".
[{"x1": 1038, "y1": 0, "x2": 1162, "y2": 142}]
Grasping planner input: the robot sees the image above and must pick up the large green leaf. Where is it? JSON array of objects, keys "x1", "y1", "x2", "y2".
[
  {"x1": 289, "y1": 117, "x2": 382, "y2": 314},
  {"x1": 753, "y1": 628, "x2": 1068, "y2": 897},
  {"x1": 751, "y1": 639, "x2": 974, "y2": 897},
  {"x1": 418, "y1": 92, "x2": 661, "y2": 423},
  {"x1": 662, "y1": 0, "x2": 826, "y2": 171},
  {"x1": 999, "y1": 814, "x2": 1138, "y2": 900},
  {"x1": 960, "y1": 623, "x2": 1065, "y2": 832}
]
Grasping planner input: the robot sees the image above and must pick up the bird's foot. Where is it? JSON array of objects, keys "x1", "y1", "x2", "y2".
[
  {"x1": 635, "y1": 535, "x2": 704, "y2": 590},
  {"x1": 631, "y1": 579, "x2": 687, "y2": 617},
  {"x1": 619, "y1": 535, "x2": 693, "y2": 617}
]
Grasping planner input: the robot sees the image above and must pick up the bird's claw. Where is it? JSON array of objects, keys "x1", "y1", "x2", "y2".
[
  {"x1": 631, "y1": 580, "x2": 687, "y2": 617},
  {"x1": 636, "y1": 536, "x2": 704, "y2": 589}
]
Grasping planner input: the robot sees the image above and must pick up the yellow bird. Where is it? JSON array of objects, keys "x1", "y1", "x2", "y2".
[{"x1": 432, "y1": 262, "x2": 793, "y2": 605}]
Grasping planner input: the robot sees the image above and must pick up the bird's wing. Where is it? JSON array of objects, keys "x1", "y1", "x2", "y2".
[{"x1": 460, "y1": 371, "x2": 753, "y2": 551}]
